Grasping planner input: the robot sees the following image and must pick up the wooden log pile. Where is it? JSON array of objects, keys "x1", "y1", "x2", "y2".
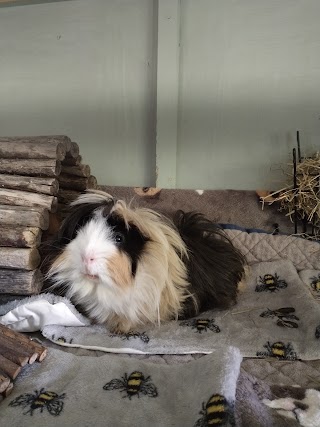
[
  {"x1": 0, "y1": 323, "x2": 47, "y2": 401},
  {"x1": 0, "y1": 135, "x2": 98, "y2": 295}
]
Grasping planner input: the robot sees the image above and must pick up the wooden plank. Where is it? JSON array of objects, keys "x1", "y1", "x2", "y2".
[
  {"x1": 0, "y1": 158, "x2": 61, "y2": 177},
  {"x1": 0, "y1": 136, "x2": 70, "y2": 160},
  {"x1": 0, "y1": 226, "x2": 42, "y2": 248},
  {"x1": 0, "y1": 188, "x2": 58, "y2": 212},
  {"x1": 0, "y1": 248, "x2": 41, "y2": 270},
  {"x1": 0, "y1": 269, "x2": 43, "y2": 294},
  {"x1": 156, "y1": 0, "x2": 180, "y2": 188},
  {"x1": 0, "y1": 205, "x2": 49, "y2": 230},
  {"x1": 0, "y1": 174, "x2": 59, "y2": 195}
]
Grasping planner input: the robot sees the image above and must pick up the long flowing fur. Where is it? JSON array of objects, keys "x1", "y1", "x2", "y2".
[{"x1": 43, "y1": 190, "x2": 246, "y2": 332}]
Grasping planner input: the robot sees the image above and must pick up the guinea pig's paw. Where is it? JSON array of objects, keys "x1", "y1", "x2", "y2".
[{"x1": 107, "y1": 316, "x2": 134, "y2": 335}]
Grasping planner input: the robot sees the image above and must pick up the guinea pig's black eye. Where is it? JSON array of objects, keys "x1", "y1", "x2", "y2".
[{"x1": 114, "y1": 232, "x2": 124, "y2": 244}]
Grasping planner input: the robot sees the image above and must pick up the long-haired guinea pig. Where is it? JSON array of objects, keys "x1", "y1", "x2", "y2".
[{"x1": 42, "y1": 189, "x2": 246, "y2": 333}]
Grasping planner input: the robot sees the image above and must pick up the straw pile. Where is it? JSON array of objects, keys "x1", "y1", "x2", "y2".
[{"x1": 261, "y1": 153, "x2": 320, "y2": 238}]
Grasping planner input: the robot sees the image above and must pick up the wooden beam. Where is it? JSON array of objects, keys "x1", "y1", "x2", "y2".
[{"x1": 156, "y1": 0, "x2": 181, "y2": 188}]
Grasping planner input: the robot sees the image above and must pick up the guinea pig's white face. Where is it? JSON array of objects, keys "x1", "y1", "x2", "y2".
[
  {"x1": 48, "y1": 208, "x2": 148, "y2": 294},
  {"x1": 67, "y1": 216, "x2": 117, "y2": 283}
]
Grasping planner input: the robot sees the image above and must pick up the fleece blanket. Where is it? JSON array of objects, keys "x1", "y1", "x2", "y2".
[
  {"x1": 1, "y1": 259, "x2": 320, "y2": 361},
  {"x1": 0, "y1": 346, "x2": 241, "y2": 427},
  {"x1": 223, "y1": 228, "x2": 320, "y2": 270}
]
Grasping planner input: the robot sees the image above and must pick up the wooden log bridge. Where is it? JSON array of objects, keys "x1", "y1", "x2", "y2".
[
  {"x1": 0, "y1": 323, "x2": 47, "y2": 400},
  {"x1": 0, "y1": 135, "x2": 98, "y2": 295}
]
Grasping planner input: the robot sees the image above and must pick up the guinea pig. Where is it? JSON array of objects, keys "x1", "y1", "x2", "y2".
[{"x1": 42, "y1": 189, "x2": 246, "y2": 333}]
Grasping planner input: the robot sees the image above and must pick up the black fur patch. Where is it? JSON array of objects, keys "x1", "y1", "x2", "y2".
[
  {"x1": 271, "y1": 385, "x2": 306, "y2": 400},
  {"x1": 57, "y1": 203, "x2": 103, "y2": 245},
  {"x1": 107, "y1": 214, "x2": 148, "y2": 275},
  {"x1": 173, "y1": 210, "x2": 246, "y2": 318}
]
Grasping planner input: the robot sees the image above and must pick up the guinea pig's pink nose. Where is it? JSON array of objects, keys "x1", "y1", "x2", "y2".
[
  {"x1": 82, "y1": 254, "x2": 98, "y2": 277},
  {"x1": 83, "y1": 255, "x2": 95, "y2": 264}
]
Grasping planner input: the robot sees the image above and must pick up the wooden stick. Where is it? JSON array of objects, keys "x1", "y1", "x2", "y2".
[
  {"x1": 62, "y1": 154, "x2": 82, "y2": 166},
  {"x1": 0, "y1": 342, "x2": 30, "y2": 366},
  {"x1": 0, "y1": 355, "x2": 21, "y2": 380},
  {"x1": 59, "y1": 174, "x2": 97, "y2": 191},
  {"x1": 0, "y1": 372, "x2": 10, "y2": 394},
  {"x1": 0, "y1": 268, "x2": 43, "y2": 294},
  {"x1": 0, "y1": 248, "x2": 41, "y2": 270},
  {"x1": 0, "y1": 188, "x2": 58, "y2": 212},
  {"x1": 0, "y1": 335, "x2": 38, "y2": 365},
  {"x1": 58, "y1": 189, "x2": 83, "y2": 205},
  {"x1": 0, "y1": 225, "x2": 42, "y2": 248},
  {"x1": 0, "y1": 174, "x2": 59, "y2": 196},
  {"x1": 65, "y1": 141, "x2": 80, "y2": 159},
  {"x1": 61, "y1": 163, "x2": 91, "y2": 177},
  {"x1": 0, "y1": 325, "x2": 42, "y2": 364},
  {"x1": 2, "y1": 381, "x2": 13, "y2": 398},
  {"x1": 0, "y1": 158, "x2": 61, "y2": 177},
  {"x1": 0, "y1": 324, "x2": 47, "y2": 362},
  {"x1": 0, "y1": 135, "x2": 71, "y2": 160},
  {"x1": 0, "y1": 205, "x2": 49, "y2": 230}
]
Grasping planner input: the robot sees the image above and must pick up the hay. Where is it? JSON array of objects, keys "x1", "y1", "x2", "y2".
[{"x1": 261, "y1": 153, "x2": 320, "y2": 239}]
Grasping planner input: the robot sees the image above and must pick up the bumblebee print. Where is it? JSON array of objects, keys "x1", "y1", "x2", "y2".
[
  {"x1": 9, "y1": 388, "x2": 65, "y2": 416},
  {"x1": 256, "y1": 341, "x2": 297, "y2": 360},
  {"x1": 109, "y1": 331, "x2": 150, "y2": 344},
  {"x1": 180, "y1": 318, "x2": 221, "y2": 334},
  {"x1": 255, "y1": 273, "x2": 287, "y2": 293},
  {"x1": 260, "y1": 307, "x2": 299, "y2": 328},
  {"x1": 51, "y1": 335, "x2": 73, "y2": 344},
  {"x1": 103, "y1": 371, "x2": 158, "y2": 399},
  {"x1": 310, "y1": 274, "x2": 320, "y2": 293},
  {"x1": 315, "y1": 325, "x2": 320, "y2": 339},
  {"x1": 194, "y1": 393, "x2": 235, "y2": 427}
]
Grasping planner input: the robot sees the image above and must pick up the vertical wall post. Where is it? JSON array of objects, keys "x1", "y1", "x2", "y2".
[{"x1": 156, "y1": 0, "x2": 181, "y2": 188}]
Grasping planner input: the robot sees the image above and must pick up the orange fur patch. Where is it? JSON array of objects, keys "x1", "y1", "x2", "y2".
[{"x1": 107, "y1": 250, "x2": 133, "y2": 289}]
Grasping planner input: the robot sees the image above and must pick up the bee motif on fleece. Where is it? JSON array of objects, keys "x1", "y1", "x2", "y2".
[
  {"x1": 315, "y1": 325, "x2": 320, "y2": 339},
  {"x1": 103, "y1": 371, "x2": 158, "y2": 399},
  {"x1": 9, "y1": 388, "x2": 65, "y2": 416},
  {"x1": 180, "y1": 318, "x2": 221, "y2": 334},
  {"x1": 51, "y1": 335, "x2": 74, "y2": 344},
  {"x1": 256, "y1": 341, "x2": 297, "y2": 360},
  {"x1": 310, "y1": 274, "x2": 320, "y2": 293},
  {"x1": 194, "y1": 393, "x2": 235, "y2": 427},
  {"x1": 109, "y1": 331, "x2": 150, "y2": 344},
  {"x1": 255, "y1": 273, "x2": 287, "y2": 293},
  {"x1": 259, "y1": 307, "x2": 299, "y2": 328}
]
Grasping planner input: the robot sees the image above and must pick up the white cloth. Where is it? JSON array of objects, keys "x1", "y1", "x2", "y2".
[{"x1": 0, "y1": 299, "x2": 87, "y2": 332}]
